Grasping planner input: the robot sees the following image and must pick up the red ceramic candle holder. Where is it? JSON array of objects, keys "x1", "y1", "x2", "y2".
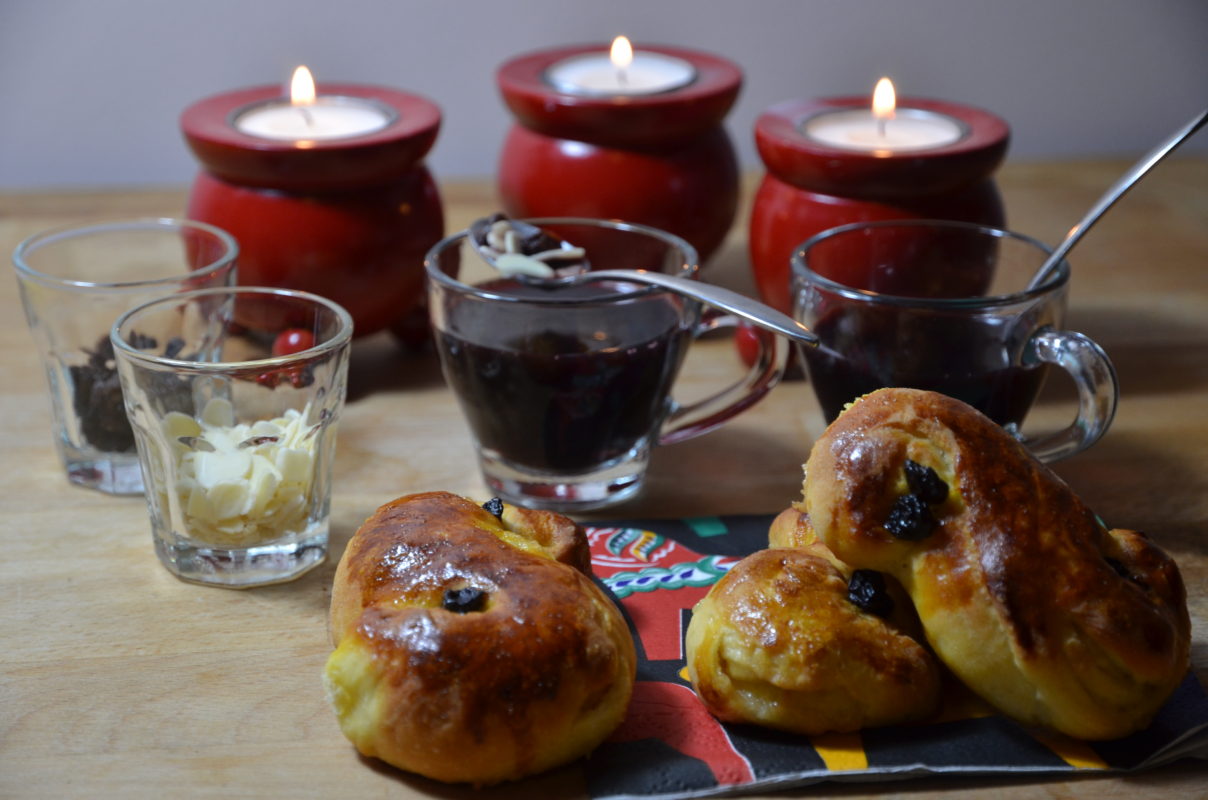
[
  {"x1": 749, "y1": 96, "x2": 1010, "y2": 315},
  {"x1": 181, "y1": 83, "x2": 444, "y2": 338},
  {"x1": 496, "y1": 44, "x2": 742, "y2": 264}
]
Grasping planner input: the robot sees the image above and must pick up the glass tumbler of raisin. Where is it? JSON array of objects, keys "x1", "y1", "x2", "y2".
[
  {"x1": 12, "y1": 219, "x2": 238, "y2": 494},
  {"x1": 111, "y1": 287, "x2": 352, "y2": 587}
]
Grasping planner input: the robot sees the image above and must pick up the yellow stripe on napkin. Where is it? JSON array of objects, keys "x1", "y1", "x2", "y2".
[
  {"x1": 1029, "y1": 730, "x2": 1109, "y2": 769},
  {"x1": 809, "y1": 731, "x2": 868, "y2": 771}
]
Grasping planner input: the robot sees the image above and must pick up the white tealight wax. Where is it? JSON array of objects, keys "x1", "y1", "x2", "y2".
[
  {"x1": 802, "y1": 108, "x2": 965, "y2": 153},
  {"x1": 544, "y1": 51, "x2": 696, "y2": 96},
  {"x1": 235, "y1": 97, "x2": 392, "y2": 142}
]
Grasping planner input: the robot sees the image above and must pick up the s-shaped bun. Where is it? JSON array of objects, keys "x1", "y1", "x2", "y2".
[
  {"x1": 805, "y1": 388, "x2": 1190, "y2": 740},
  {"x1": 324, "y1": 491, "x2": 635, "y2": 784},
  {"x1": 686, "y1": 507, "x2": 941, "y2": 734}
]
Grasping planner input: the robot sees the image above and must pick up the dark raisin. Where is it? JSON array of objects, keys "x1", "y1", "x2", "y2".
[
  {"x1": 70, "y1": 333, "x2": 135, "y2": 452},
  {"x1": 163, "y1": 336, "x2": 186, "y2": 359},
  {"x1": 482, "y1": 497, "x2": 505, "y2": 519},
  {"x1": 128, "y1": 331, "x2": 158, "y2": 350},
  {"x1": 443, "y1": 587, "x2": 487, "y2": 613},
  {"x1": 847, "y1": 569, "x2": 894, "y2": 618},
  {"x1": 884, "y1": 494, "x2": 936, "y2": 540},
  {"x1": 469, "y1": 213, "x2": 504, "y2": 246},
  {"x1": 505, "y1": 218, "x2": 560, "y2": 255},
  {"x1": 85, "y1": 337, "x2": 113, "y2": 369},
  {"x1": 905, "y1": 459, "x2": 948, "y2": 505}
]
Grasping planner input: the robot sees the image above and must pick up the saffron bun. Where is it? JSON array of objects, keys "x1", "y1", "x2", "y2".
[
  {"x1": 804, "y1": 388, "x2": 1190, "y2": 740},
  {"x1": 324, "y1": 491, "x2": 636, "y2": 785},
  {"x1": 685, "y1": 508, "x2": 941, "y2": 734},
  {"x1": 768, "y1": 506, "x2": 924, "y2": 638}
]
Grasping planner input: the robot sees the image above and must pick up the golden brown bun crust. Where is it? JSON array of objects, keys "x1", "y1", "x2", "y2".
[
  {"x1": 769, "y1": 506, "x2": 925, "y2": 638},
  {"x1": 768, "y1": 505, "x2": 819, "y2": 550},
  {"x1": 325, "y1": 491, "x2": 635, "y2": 784},
  {"x1": 686, "y1": 545, "x2": 941, "y2": 735},
  {"x1": 805, "y1": 388, "x2": 1190, "y2": 739}
]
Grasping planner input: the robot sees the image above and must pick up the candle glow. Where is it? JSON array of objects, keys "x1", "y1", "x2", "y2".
[
  {"x1": 544, "y1": 38, "x2": 696, "y2": 96},
  {"x1": 610, "y1": 36, "x2": 634, "y2": 70},
  {"x1": 801, "y1": 78, "x2": 965, "y2": 154},
  {"x1": 290, "y1": 65, "x2": 317, "y2": 107},
  {"x1": 233, "y1": 65, "x2": 393, "y2": 143},
  {"x1": 872, "y1": 77, "x2": 895, "y2": 128}
]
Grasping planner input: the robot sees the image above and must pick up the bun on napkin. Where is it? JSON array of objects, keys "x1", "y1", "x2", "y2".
[
  {"x1": 803, "y1": 387, "x2": 1190, "y2": 740},
  {"x1": 323, "y1": 491, "x2": 636, "y2": 785},
  {"x1": 685, "y1": 507, "x2": 941, "y2": 734}
]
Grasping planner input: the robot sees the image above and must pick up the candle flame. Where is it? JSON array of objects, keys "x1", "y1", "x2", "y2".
[
  {"x1": 872, "y1": 77, "x2": 896, "y2": 120},
  {"x1": 290, "y1": 65, "x2": 317, "y2": 106},
  {"x1": 610, "y1": 36, "x2": 634, "y2": 70}
]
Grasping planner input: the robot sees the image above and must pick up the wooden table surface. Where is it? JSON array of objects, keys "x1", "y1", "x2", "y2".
[{"x1": 2, "y1": 161, "x2": 1206, "y2": 798}]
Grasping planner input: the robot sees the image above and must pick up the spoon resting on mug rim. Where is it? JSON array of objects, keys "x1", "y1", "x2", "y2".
[
  {"x1": 1027, "y1": 107, "x2": 1208, "y2": 291},
  {"x1": 470, "y1": 215, "x2": 819, "y2": 347}
]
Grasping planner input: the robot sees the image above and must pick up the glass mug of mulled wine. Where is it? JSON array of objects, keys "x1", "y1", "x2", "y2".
[
  {"x1": 792, "y1": 220, "x2": 1118, "y2": 462},
  {"x1": 427, "y1": 218, "x2": 787, "y2": 510}
]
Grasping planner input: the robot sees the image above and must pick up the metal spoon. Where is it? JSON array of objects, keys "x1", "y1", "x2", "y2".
[
  {"x1": 1027, "y1": 107, "x2": 1208, "y2": 290},
  {"x1": 524, "y1": 268, "x2": 819, "y2": 346},
  {"x1": 470, "y1": 215, "x2": 817, "y2": 345}
]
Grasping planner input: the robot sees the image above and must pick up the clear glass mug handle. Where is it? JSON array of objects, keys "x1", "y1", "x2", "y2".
[
  {"x1": 659, "y1": 309, "x2": 788, "y2": 445},
  {"x1": 1020, "y1": 328, "x2": 1119, "y2": 462}
]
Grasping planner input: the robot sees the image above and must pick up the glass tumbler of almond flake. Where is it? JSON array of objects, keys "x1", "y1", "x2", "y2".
[{"x1": 112, "y1": 286, "x2": 352, "y2": 587}]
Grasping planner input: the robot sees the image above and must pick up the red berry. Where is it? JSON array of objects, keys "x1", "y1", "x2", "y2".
[{"x1": 272, "y1": 328, "x2": 315, "y2": 357}]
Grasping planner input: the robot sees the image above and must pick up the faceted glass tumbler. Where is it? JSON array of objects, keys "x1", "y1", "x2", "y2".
[{"x1": 112, "y1": 286, "x2": 352, "y2": 587}]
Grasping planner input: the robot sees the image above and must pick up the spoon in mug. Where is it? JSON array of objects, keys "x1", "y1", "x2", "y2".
[
  {"x1": 526, "y1": 268, "x2": 819, "y2": 346},
  {"x1": 470, "y1": 215, "x2": 818, "y2": 346},
  {"x1": 1027, "y1": 107, "x2": 1208, "y2": 290}
]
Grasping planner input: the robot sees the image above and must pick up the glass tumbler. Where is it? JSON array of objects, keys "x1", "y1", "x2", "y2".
[
  {"x1": 112, "y1": 287, "x2": 352, "y2": 587},
  {"x1": 13, "y1": 218, "x2": 237, "y2": 494}
]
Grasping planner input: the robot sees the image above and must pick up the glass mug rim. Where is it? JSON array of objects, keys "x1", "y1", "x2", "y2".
[
  {"x1": 424, "y1": 216, "x2": 701, "y2": 305},
  {"x1": 792, "y1": 219, "x2": 1070, "y2": 310},
  {"x1": 111, "y1": 286, "x2": 354, "y2": 373},
  {"x1": 12, "y1": 217, "x2": 239, "y2": 293}
]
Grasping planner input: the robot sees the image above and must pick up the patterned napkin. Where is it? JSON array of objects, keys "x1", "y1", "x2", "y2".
[{"x1": 580, "y1": 514, "x2": 1208, "y2": 800}]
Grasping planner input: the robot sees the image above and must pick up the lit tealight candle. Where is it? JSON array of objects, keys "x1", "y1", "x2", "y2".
[
  {"x1": 544, "y1": 36, "x2": 697, "y2": 96},
  {"x1": 802, "y1": 78, "x2": 966, "y2": 154},
  {"x1": 234, "y1": 66, "x2": 394, "y2": 142}
]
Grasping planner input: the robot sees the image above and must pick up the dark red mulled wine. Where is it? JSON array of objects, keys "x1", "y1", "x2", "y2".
[
  {"x1": 803, "y1": 305, "x2": 1049, "y2": 426},
  {"x1": 792, "y1": 220, "x2": 1120, "y2": 463},
  {"x1": 436, "y1": 280, "x2": 690, "y2": 473}
]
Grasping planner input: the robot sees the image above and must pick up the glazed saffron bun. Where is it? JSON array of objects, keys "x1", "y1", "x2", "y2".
[
  {"x1": 805, "y1": 388, "x2": 1190, "y2": 740},
  {"x1": 768, "y1": 506, "x2": 925, "y2": 639},
  {"x1": 685, "y1": 508, "x2": 941, "y2": 735},
  {"x1": 324, "y1": 491, "x2": 636, "y2": 785}
]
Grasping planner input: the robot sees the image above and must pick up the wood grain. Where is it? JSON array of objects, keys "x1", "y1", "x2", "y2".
[{"x1": 2, "y1": 160, "x2": 1206, "y2": 798}]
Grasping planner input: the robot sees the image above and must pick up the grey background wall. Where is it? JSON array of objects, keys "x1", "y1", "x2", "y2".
[{"x1": 1, "y1": 0, "x2": 1206, "y2": 190}]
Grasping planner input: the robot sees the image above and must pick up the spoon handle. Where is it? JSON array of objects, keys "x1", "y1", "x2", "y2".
[
  {"x1": 584, "y1": 270, "x2": 819, "y2": 346},
  {"x1": 1028, "y1": 107, "x2": 1208, "y2": 290}
]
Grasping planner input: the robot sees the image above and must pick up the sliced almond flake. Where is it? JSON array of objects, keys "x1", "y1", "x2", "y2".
[
  {"x1": 200, "y1": 397, "x2": 235, "y2": 428},
  {"x1": 531, "y1": 246, "x2": 587, "y2": 262},
  {"x1": 495, "y1": 253, "x2": 556, "y2": 278}
]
